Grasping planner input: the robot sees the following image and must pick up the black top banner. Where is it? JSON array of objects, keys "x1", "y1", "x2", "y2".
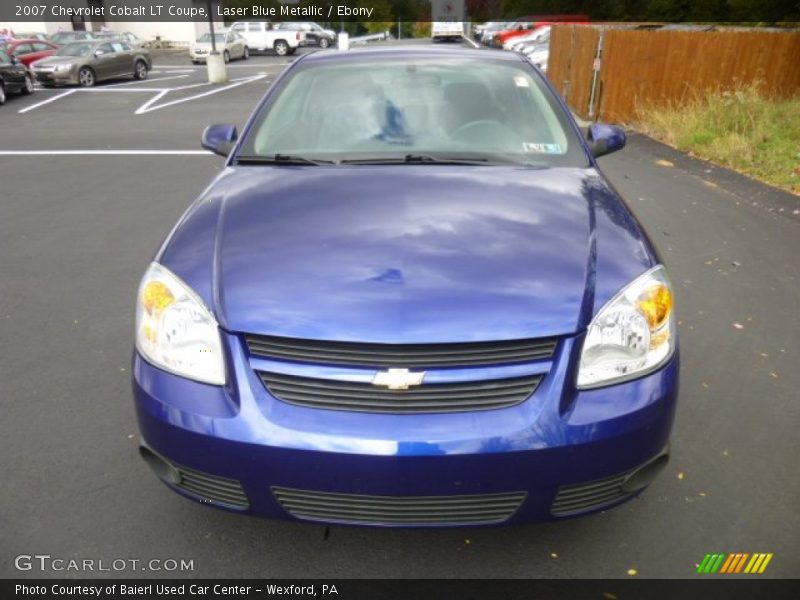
[{"x1": 0, "y1": 0, "x2": 798, "y2": 23}]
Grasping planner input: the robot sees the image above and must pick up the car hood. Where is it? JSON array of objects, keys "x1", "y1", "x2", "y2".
[{"x1": 159, "y1": 166, "x2": 656, "y2": 344}]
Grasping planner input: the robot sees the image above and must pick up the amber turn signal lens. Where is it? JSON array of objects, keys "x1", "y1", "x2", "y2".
[
  {"x1": 142, "y1": 281, "x2": 174, "y2": 316},
  {"x1": 637, "y1": 284, "x2": 672, "y2": 329}
]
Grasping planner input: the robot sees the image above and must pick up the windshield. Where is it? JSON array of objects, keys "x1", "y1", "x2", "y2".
[
  {"x1": 239, "y1": 57, "x2": 586, "y2": 167},
  {"x1": 51, "y1": 33, "x2": 84, "y2": 43},
  {"x1": 197, "y1": 33, "x2": 225, "y2": 43},
  {"x1": 56, "y1": 43, "x2": 93, "y2": 57}
]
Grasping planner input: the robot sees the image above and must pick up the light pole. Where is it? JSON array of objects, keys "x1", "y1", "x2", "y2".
[{"x1": 205, "y1": 0, "x2": 227, "y2": 83}]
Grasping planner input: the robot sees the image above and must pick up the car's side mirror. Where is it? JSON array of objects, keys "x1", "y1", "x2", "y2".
[
  {"x1": 202, "y1": 124, "x2": 238, "y2": 157},
  {"x1": 587, "y1": 123, "x2": 626, "y2": 158}
]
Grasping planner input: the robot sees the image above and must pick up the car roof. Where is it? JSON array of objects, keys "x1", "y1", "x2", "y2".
[
  {"x1": 300, "y1": 46, "x2": 526, "y2": 64},
  {"x1": 10, "y1": 38, "x2": 52, "y2": 44},
  {"x1": 61, "y1": 39, "x2": 104, "y2": 46}
]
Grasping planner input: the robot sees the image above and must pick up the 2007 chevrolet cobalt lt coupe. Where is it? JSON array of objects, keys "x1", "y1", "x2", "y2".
[{"x1": 133, "y1": 47, "x2": 678, "y2": 526}]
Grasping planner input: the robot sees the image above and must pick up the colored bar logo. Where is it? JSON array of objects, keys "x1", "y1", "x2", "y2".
[{"x1": 697, "y1": 553, "x2": 773, "y2": 574}]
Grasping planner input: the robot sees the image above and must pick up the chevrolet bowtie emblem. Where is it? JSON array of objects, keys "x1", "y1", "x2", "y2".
[{"x1": 372, "y1": 368, "x2": 426, "y2": 390}]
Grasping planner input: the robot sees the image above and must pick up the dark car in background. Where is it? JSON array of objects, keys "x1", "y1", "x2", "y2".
[
  {"x1": 13, "y1": 32, "x2": 50, "y2": 42},
  {"x1": 32, "y1": 40, "x2": 151, "y2": 87},
  {"x1": 1, "y1": 39, "x2": 58, "y2": 67},
  {"x1": 275, "y1": 22, "x2": 336, "y2": 48},
  {"x1": 0, "y1": 48, "x2": 34, "y2": 104},
  {"x1": 133, "y1": 47, "x2": 678, "y2": 527},
  {"x1": 49, "y1": 31, "x2": 96, "y2": 46}
]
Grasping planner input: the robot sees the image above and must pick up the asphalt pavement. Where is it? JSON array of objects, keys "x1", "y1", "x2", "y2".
[{"x1": 0, "y1": 44, "x2": 798, "y2": 579}]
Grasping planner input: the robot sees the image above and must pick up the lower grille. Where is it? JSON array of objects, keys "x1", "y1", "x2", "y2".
[
  {"x1": 273, "y1": 487, "x2": 527, "y2": 525},
  {"x1": 259, "y1": 372, "x2": 542, "y2": 413},
  {"x1": 174, "y1": 465, "x2": 249, "y2": 510},
  {"x1": 551, "y1": 472, "x2": 631, "y2": 516}
]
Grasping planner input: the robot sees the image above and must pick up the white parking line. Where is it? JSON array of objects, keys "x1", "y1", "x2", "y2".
[
  {"x1": 156, "y1": 63, "x2": 289, "y2": 69},
  {"x1": 18, "y1": 90, "x2": 77, "y2": 114},
  {"x1": 135, "y1": 90, "x2": 168, "y2": 113},
  {"x1": 103, "y1": 74, "x2": 191, "y2": 88},
  {"x1": 18, "y1": 73, "x2": 269, "y2": 115},
  {"x1": 76, "y1": 88, "x2": 177, "y2": 93},
  {"x1": 0, "y1": 150, "x2": 213, "y2": 156},
  {"x1": 135, "y1": 74, "x2": 267, "y2": 114}
]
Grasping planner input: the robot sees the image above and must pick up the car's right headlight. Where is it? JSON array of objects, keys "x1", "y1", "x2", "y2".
[
  {"x1": 577, "y1": 265, "x2": 676, "y2": 389},
  {"x1": 56, "y1": 63, "x2": 72, "y2": 71},
  {"x1": 135, "y1": 262, "x2": 225, "y2": 385}
]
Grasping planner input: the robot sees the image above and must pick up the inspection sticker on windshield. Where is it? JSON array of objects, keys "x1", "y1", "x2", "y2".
[
  {"x1": 523, "y1": 142, "x2": 563, "y2": 154},
  {"x1": 513, "y1": 76, "x2": 530, "y2": 87}
]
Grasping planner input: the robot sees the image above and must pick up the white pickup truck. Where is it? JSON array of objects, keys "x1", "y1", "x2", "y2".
[
  {"x1": 431, "y1": 0, "x2": 465, "y2": 42},
  {"x1": 229, "y1": 21, "x2": 304, "y2": 56}
]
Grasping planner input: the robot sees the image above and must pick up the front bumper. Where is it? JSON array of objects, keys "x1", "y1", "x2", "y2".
[
  {"x1": 133, "y1": 334, "x2": 679, "y2": 526},
  {"x1": 33, "y1": 68, "x2": 78, "y2": 85},
  {"x1": 190, "y1": 49, "x2": 212, "y2": 62}
]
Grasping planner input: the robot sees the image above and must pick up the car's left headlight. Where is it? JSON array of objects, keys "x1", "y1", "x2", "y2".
[
  {"x1": 577, "y1": 265, "x2": 675, "y2": 389},
  {"x1": 135, "y1": 262, "x2": 225, "y2": 385}
]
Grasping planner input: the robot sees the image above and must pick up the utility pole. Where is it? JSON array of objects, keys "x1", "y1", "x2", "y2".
[{"x1": 205, "y1": 0, "x2": 227, "y2": 83}]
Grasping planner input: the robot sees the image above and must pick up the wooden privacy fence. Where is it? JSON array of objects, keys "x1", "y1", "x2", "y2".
[{"x1": 547, "y1": 26, "x2": 800, "y2": 123}]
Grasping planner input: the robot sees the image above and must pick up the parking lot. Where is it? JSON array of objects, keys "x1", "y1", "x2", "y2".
[{"x1": 1, "y1": 43, "x2": 798, "y2": 579}]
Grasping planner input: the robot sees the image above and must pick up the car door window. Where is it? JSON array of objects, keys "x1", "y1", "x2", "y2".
[
  {"x1": 247, "y1": 23, "x2": 261, "y2": 32},
  {"x1": 0, "y1": 50, "x2": 11, "y2": 64},
  {"x1": 110, "y1": 42, "x2": 126, "y2": 53},
  {"x1": 14, "y1": 43, "x2": 34, "y2": 55},
  {"x1": 32, "y1": 42, "x2": 52, "y2": 52},
  {"x1": 232, "y1": 23, "x2": 244, "y2": 32},
  {"x1": 97, "y1": 43, "x2": 113, "y2": 55}
]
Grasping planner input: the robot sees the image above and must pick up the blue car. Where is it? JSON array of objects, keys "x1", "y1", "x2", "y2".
[{"x1": 133, "y1": 46, "x2": 678, "y2": 527}]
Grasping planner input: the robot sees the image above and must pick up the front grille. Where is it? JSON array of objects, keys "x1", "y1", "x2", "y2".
[
  {"x1": 259, "y1": 371, "x2": 542, "y2": 413},
  {"x1": 245, "y1": 334, "x2": 557, "y2": 368},
  {"x1": 174, "y1": 464, "x2": 249, "y2": 510},
  {"x1": 273, "y1": 486, "x2": 527, "y2": 525},
  {"x1": 550, "y1": 472, "x2": 632, "y2": 516}
]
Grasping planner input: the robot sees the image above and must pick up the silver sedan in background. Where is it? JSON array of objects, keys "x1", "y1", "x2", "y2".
[{"x1": 190, "y1": 31, "x2": 249, "y2": 64}]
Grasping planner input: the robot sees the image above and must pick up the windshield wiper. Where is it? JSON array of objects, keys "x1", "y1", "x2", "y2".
[
  {"x1": 341, "y1": 154, "x2": 492, "y2": 166},
  {"x1": 236, "y1": 154, "x2": 336, "y2": 166}
]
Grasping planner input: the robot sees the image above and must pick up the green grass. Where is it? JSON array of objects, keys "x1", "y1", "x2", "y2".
[{"x1": 635, "y1": 84, "x2": 800, "y2": 194}]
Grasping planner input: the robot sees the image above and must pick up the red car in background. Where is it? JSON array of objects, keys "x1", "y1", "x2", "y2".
[
  {"x1": 2, "y1": 39, "x2": 58, "y2": 67},
  {"x1": 490, "y1": 15, "x2": 589, "y2": 47}
]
